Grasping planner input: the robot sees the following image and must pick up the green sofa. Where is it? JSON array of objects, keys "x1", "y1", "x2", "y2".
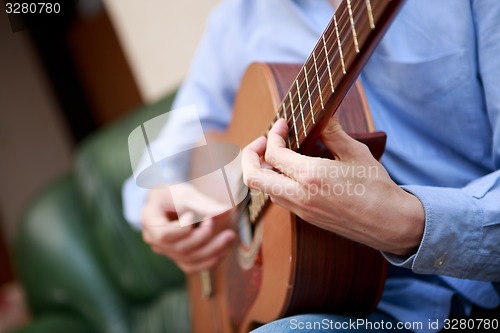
[{"x1": 12, "y1": 92, "x2": 191, "y2": 333}]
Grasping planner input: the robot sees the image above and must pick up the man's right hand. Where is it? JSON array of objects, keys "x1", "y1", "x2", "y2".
[{"x1": 141, "y1": 184, "x2": 236, "y2": 274}]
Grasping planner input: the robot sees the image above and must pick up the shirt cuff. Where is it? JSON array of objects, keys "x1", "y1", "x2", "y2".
[{"x1": 382, "y1": 185, "x2": 483, "y2": 278}]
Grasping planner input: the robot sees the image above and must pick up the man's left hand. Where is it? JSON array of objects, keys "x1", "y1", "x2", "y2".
[{"x1": 241, "y1": 116, "x2": 425, "y2": 256}]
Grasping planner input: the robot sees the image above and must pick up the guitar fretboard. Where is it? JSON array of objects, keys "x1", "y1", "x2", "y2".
[{"x1": 248, "y1": 0, "x2": 403, "y2": 223}]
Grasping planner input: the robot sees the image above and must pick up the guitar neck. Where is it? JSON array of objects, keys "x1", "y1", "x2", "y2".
[
  {"x1": 248, "y1": 0, "x2": 403, "y2": 223},
  {"x1": 268, "y1": 0, "x2": 403, "y2": 152}
]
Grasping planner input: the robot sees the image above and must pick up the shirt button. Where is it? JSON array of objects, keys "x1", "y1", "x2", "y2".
[{"x1": 434, "y1": 256, "x2": 446, "y2": 268}]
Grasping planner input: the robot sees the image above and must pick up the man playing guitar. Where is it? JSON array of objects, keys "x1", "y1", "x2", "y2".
[{"x1": 123, "y1": 0, "x2": 500, "y2": 331}]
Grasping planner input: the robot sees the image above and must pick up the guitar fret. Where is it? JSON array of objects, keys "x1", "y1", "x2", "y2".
[
  {"x1": 282, "y1": 102, "x2": 293, "y2": 148},
  {"x1": 312, "y1": 51, "x2": 325, "y2": 109},
  {"x1": 347, "y1": 0, "x2": 360, "y2": 53},
  {"x1": 365, "y1": 0, "x2": 375, "y2": 29},
  {"x1": 295, "y1": 79, "x2": 307, "y2": 137},
  {"x1": 288, "y1": 92, "x2": 300, "y2": 149},
  {"x1": 333, "y1": 14, "x2": 346, "y2": 74},
  {"x1": 303, "y1": 66, "x2": 315, "y2": 124},
  {"x1": 322, "y1": 34, "x2": 335, "y2": 93}
]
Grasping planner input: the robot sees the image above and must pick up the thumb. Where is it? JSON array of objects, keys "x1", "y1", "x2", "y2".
[{"x1": 320, "y1": 116, "x2": 367, "y2": 161}]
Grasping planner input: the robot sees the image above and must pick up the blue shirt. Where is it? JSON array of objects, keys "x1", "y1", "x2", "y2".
[{"x1": 122, "y1": 0, "x2": 500, "y2": 331}]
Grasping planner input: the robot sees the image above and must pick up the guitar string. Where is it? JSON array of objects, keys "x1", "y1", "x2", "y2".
[
  {"x1": 282, "y1": 0, "x2": 378, "y2": 147},
  {"x1": 247, "y1": 0, "x2": 365, "y2": 221},
  {"x1": 287, "y1": 0, "x2": 377, "y2": 139},
  {"x1": 273, "y1": 0, "x2": 359, "y2": 134},
  {"x1": 287, "y1": 0, "x2": 367, "y2": 143},
  {"x1": 269, "y1": 0, "x2": 369, "y2": 148},
  {"x1": 280, "y1": 0, "x2": 372, "y2": 142},
  {"x1": 291, "y1": 0, "x2": 375, "y2": 144},
  {"x1": 248, "y1": 0, "x2": 381, "y2": 221}
]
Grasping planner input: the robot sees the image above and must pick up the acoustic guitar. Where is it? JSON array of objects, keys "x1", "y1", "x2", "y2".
[{"x1": 189, "y1": 0, "x2": 404, "y2": 332}]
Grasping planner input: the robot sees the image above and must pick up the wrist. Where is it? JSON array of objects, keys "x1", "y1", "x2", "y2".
[{"x1": 386, "y1": 188, "x2": 425, "y2": 256}]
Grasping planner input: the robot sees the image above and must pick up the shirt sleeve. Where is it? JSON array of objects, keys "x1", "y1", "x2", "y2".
[
  {"x1": 383, "y1": 1, "x2": 500, "y2": 282},
  {"x1": 121, "y1": 1, "x2": 239, "y2": 227}
]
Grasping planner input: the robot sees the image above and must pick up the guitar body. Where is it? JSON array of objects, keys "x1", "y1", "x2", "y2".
[{"x1": 189, "y1": 62, "x2": 388, "y2": 333}]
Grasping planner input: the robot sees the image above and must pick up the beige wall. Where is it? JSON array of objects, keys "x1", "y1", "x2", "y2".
[
  {"x1": 103, "y1": 0, "x2": 221, "y2": 103},
  {"x1": 0, "y1": 12, "x2": 73, "y2": 244}
]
